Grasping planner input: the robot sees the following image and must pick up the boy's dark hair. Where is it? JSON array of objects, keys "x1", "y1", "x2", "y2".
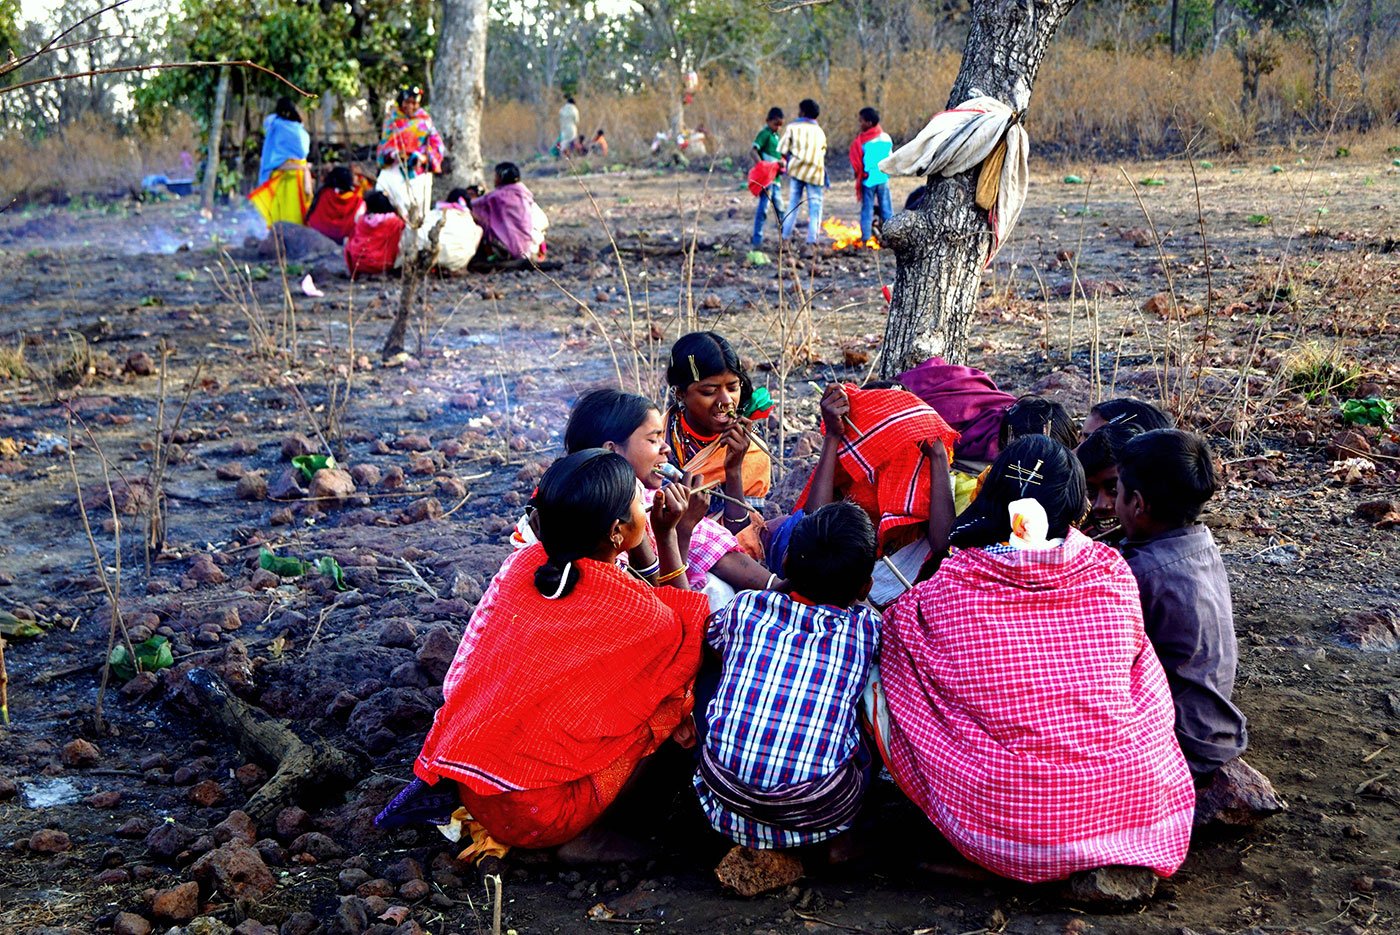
[
  {"x1": 495, "y1": 161, "x2": 521, "y2": 185},
  {"x1": 1076, "y1": 422, "x2": 1142, "y2": 477},
  {"x1": 1117, "y1": 429, "x2": 1218, "y2": 527},
  {"x1": 595, "y1": 128, "x2": 605, "y2": 137},
  {"x1": 766, "y1": 107, "x2": 784, "y2": 122},
  {"x1": 860, "y1": 379, "x2": 904, "y2": 391},
  {"x1": 1000, "y1": 394, "x2": 1077, "y2": 450},
  {"x1": 798, "y1": 99, "x2": 820, "y2": 119},
  {"x1": 905, "y1": 185, "x2": 927, "y2": 210},
  {"x1": 362, "y1": 191, "x2": 395, "y2": 216},
  {"x1": 565, "y1": 388, "x2": 657, "y2": 452},
  {"x1": 1090, "y1": 397, "x2": 1173, "y2": 431},
  {"x1": 783, "y1": 501, "x2": 876, "y2": 607},
  {"x1": 859, "y1": 106, "x2": 879, "y2": 125},
  {"x1": 666, "y1": 331, "x2": 753, "y2": 408},
  {"x1": 952, "y1": 435, "x2": 1086, "y2": 547},
  {"x1": 326, "y1": 166, "x2": 354, "y2": 192}
]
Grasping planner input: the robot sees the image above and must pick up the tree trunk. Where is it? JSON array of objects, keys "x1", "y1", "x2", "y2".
[
  {"x1": 200, "y1": 67, "x2": 230, "y2": 216},
  {"x1": 1169, "y1": 0, "x2": 1179, "y2": 57},
  {"x1": 433, "y1": 0, "x2": 489, "y2": 188},
  {"x1": 879, "y1": 0, "x2": 1078, "y2": 377}
]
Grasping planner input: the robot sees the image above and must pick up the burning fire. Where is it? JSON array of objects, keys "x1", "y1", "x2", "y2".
[{"x1": 822, "y1": 218, "x2": 880, "y2": 251}]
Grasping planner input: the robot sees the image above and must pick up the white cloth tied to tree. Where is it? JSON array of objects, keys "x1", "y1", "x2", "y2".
[{"x1": 878, "y1": 96, "x2": 1029, "y2": 260}]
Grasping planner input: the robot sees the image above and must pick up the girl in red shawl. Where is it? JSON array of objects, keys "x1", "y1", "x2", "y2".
[
  {"x1": 382, "y1": 450, "x2": 708, "y2": 857},
  {"x1": 305, "y1": 167, "x2": 363, "y2": 244},
  {"x1": 343, "y1": 191, "x2": 405, "y2": 278},
  {"x1": 876, "y1": 435, "x2": 1195, "y2": 884}
]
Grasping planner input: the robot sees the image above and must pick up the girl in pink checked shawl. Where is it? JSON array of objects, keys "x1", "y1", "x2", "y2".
[
  {"x1": 377, "y1": 86, "x2": 444, "y2": 216},
  {"x1": 874, "y1": 434, "x2": 1196, "y2": 885}
]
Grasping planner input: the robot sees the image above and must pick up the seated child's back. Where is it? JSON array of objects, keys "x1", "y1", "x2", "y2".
[
  {"x1": 344, "y1": 191, "x2": 406, "y2": 278},
  {"x1": 695, "y1": 501, "x2": 879, "y2": 849},
  {"x1": 1116, "y1": 429, "x2": 1247, "y2": 777}
]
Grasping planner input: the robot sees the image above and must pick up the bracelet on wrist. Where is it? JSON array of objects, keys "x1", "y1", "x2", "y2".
[
  {"x1": 656, "y1": 564, "x2": 689, "y2": 585},
  {"x1": 636, "y1": 558, "x2": 661, "y2": 577}
]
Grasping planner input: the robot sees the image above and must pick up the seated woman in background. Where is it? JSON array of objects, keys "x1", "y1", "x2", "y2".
[
  {"x1": 381, "y1": 450, "x2": 708, "y2": 858},
  {"x1": 470, "y1": 162, "x2": 549, "y2": 262},
  {"x1": 663, "y1": 332, "x2": 773, "y2": 557},
  {"x1": 1082, "y1": 396, "x2": 1173, "y2": 439},
  {"x1": 249, "y1": 97, "x2": 311, "y2": 226},
  {"x1": 877, "y1": 434, "x2": 1195, "y2": 884},
  {"x1": 548, "y1": 388, "x2": 781, "y2": 610},
  {"x1": 407, "y1": 188, "x2": 485, "y2": 274},
  {"x1": 305, "y1": 167, "x2": 364, "y2": 244},
  {"x1": 344, "y1": 191, "x2": 406, "y2": 279}
]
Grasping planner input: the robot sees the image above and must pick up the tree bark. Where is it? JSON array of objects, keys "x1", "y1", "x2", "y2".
[
  {"x1": 200, "y1": 67, "x2": 230, "y2": 216},
  {"x1": 879, "y1": 0, "x2": 1078, "y2": 378},
  {"x1": 432, "y1": 0, "x2": 489, "y2": 188}
]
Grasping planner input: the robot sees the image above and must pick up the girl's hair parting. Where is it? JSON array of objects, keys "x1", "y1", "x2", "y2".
[
  {"x1": 951, "y1": 435, "x2": 1087, "y2": 548},
  {"x1": 495, "y1": 161, "x2": 521, "y2": 185},
  {"x1": 1076, "y1": 422, "x2": 1143, "y2": 477},
  {"x1": 999, "y1": 394, "x2": 1077, "y2": 450},
  {"x1": 362, "y1": 191, "x2": 395, "y2": 216},
  {"x1": 274, "y1": 96, "x2": 302, "y2": 123},
  {"x1": 665, "y1": 332, "x2": 752, "y2": 407},
  {"x1": 326, "y1": 166, "x2": 354, "y2": 192},
  {"x1": 564, "y1": 388, "x2": 658, "y2": 453},
  {"x1": 531, "y1": 450, "x2": 637, "y2": 600},
  {"x1": 1088, "y1": 397, "x2": 1173, "y2": 431}
]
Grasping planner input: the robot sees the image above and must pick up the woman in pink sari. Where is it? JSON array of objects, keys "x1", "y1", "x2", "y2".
[
  {"x1": 470, "y1": 161, "x2": 548, "y2": 261},
  {"x1": 877, "y1": 435, "x2": 1195, "y2": 884}
]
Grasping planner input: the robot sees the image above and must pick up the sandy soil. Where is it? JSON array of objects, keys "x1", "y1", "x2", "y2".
[{"x1": 0, "y1": 148, "x2": 1397, "y2": 935}]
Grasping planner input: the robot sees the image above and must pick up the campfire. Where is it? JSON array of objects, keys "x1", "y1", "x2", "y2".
[{"x1": 822, "y1": 218, "x2": 880, "y2": 251}]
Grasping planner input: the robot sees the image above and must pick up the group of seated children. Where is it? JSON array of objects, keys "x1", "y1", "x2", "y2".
[
  {"x1": 379, "y1": 332, "x2": 1270, "y2": 890},
  {"x1": 277, "y1": 160, "x2": 549, "y2": 279}
]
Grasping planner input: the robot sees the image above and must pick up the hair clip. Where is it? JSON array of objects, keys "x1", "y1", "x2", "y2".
[
  {"x1": 688, "y1": 354, "x2": 700, "y2": 382},
  {"x1": 1006, "y1": 458, "x2": 1045, "y2": 496},
  {"x1": 1107, "y1": 412, "x2": 1135, "y2": 425}
]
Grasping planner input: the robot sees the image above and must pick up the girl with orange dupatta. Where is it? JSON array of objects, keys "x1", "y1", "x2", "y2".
[
  {"x1": 248, "y1": 97, "x2": 311, "y2": 226},
  {"x1": 663, "y1": 332, "x2": 774, "y2": 558},
  {"x1": 377, "y1": 450, "x2": 709, "y2": 858}
]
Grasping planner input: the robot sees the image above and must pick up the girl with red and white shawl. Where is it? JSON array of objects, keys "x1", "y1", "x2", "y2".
[
  {"x1": 876, "y1": 434, "x2": 1196, "y2": 883},
  {"x1": 381, "y1": 450, "x2": 708, "y2": 857}
]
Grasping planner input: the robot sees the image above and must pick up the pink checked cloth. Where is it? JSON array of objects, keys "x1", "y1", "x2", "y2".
[{"x1": 879, "y1": 529, "x2": 1195, "y2": 882}]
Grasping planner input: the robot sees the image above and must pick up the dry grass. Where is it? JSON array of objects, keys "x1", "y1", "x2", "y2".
[
  {"x1": 0, "y1": 111, "x2": 199, "y2": 203},
  {"x1": 482, "y1": 40, "x2": 1400, "y2": 164}
]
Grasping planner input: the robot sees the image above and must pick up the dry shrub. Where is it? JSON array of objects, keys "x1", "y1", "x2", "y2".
[
  {"x1": 0, "y1": 111, "x2": 199, "y2": 203},
  {"x1": 482, "y1": 39, "x2": 1397, "y2": 164}
]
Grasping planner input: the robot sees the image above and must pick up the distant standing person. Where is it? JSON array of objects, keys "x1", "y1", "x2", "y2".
[
  {"x1": 850, "y1": 106, "x2": 893, "y2": 242},
  {"x1": 377, "y1": 86, "x2": 444, "y2": 217},
  {"x1": 249, "y1": 97, "x2": 311, "y2": 226},
  {"x1": 558, "y1": 96, "x2": 580, "y2": 157},
  {"x1": 779, "y1": 99, "x2": 828, "y2": 246},
  {"x1": 748, "y1": 107, "x2": 785, "y2": 249}
]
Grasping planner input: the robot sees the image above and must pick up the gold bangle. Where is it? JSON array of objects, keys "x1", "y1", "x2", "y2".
[{"x1": 656, "y1": 564, "x2": 689, "y2": 585}]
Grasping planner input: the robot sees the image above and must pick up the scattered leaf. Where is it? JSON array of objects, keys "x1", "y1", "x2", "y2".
[
  {"x1": 745, "y1": 250, "x2": 770, "y2": 266},
  {"x1": 1269, "y1": 164, "x2": 1284, "y2": 173},
  {"x1": 0, "y1": 611, "x2": 44, "y2": 640},
  {"x1": 1247, "y1": 214, "x2": 1272, "y2": 226},
  {"x1": 316, "y1": 556, "x2": 348, "y2": 591},
  {"x1": 1342, "y1": 398, "x2": 1396, "y2": 428},
  {"x1": 292, "y1": 453, "x2": 337, "y2": 481},
  {"x1": 259, "y1": 547, "x2": 311, "y2": 577},
  {"x1": 1139, "y1": 178, "x2": 1165, "y2": 186},
  {"x1": 109, "y1": 635, "x2": 174, "y2": 682},
  {"x1": 1062, "y1": 175, "x2": 1083, "y2": 184},
  {"x1": 174, "y1": 270, "x2": 196, "y2": 282},
  {"x1": 1198, "y1": 160, "x2": 1214, "y2": 168}
]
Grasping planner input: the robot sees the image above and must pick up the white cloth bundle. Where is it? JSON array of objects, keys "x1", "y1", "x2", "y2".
[{"x1": 879, "y1": 96, "x2": 1029, "y2": 259}]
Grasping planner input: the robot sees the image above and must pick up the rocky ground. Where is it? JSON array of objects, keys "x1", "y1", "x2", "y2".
[{"x1": 0, "y1": 143, "x2": 1398, "y2": 935}]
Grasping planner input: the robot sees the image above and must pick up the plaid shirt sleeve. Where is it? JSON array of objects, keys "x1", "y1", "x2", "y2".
[{"x1": 686, "y1": 516, "x2": 741, "y2": 589}]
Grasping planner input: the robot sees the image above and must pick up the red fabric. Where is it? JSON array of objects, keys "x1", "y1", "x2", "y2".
[
  {"x1": 879, "y1": 530, "x2": 1196, "y2": 882},
  {"x1": 747, "y1": 160, "x2": 781, "y2": 197},
  {"x1": 848, "y1": 125, "x2": 883, "y2": 201},
  {"x1": 306, "y1": 189, "x2": 362, "y2": 244},
  {"x1": 343, "y1": 212, "x2": 405, "y2": 278},
  {"x1": 795, "y1": 385, "x2": 959, "y2": 555},
  {"x1": 414, "y1": 544, "x2": 707, "y2": 845}
]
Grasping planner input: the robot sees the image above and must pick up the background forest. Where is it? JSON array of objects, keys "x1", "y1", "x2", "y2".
[{"x1": 0, "y1": 0, "x2": 1397, "y2": 202}]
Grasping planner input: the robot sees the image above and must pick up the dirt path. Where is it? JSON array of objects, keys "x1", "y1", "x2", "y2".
[{"x1": 0, "y1": 149, "x2": 1397, "y2": 935}]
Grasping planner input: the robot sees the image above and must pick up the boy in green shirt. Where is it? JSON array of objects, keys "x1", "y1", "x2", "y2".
[{"x1": 749, "y1": 107, "x2": 785, "y2": 248}]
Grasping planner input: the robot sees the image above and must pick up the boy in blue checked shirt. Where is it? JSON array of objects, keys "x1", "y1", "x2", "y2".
[{"x1": 693, "y1": 501, "x2": 880, "y2": 850}]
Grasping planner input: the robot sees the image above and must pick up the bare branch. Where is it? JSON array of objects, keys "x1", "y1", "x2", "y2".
[
  {"x1": 766, "y1": 0, "x2": 832, "y2": 12},
  {"x1": 0, "y1": 60, "x2": 316, "y2": 98}
]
